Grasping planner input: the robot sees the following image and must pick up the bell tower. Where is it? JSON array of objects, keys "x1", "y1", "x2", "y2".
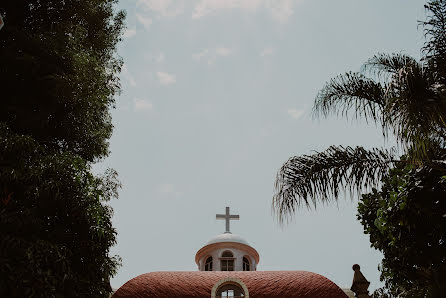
[{"x1": 195, "y1": 207, "x2": 260, "y2": 271}]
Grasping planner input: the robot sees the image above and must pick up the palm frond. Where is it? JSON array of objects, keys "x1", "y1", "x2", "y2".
[
  {"x1": 383, "y1": 60, "x2": 446, "y2": 160},
  {"x1": 317, "y1": 53, "x2": 446, "y2": 162},
  {"x1": 273, "y1": 146, "x2": 396, "y2": 223},
  {"x1": 362, "y1": 53, "x2": 419, "y2": 78},
  {"x1": 313, "y1": 72, "x2": 385, "y2": 124},
  {"x1": 422, "y1": 0, "x2": 446, "y2": 83}
]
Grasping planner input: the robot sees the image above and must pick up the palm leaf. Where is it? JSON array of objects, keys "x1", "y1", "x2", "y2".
[
  {"x1": 313, "y1": 72, "x2": 385, "y2": 124},
  {"x1": 422, "y1": 0, "x2": 446, "y2": 83},
  {"x1": 383, "y1": 59, "x2": 446, "y2": 160},
  {"x1": 362, "y1": 53, "x2": 419, "y2": 78},
  {"x1": 315, "y1": 53, "x2": 446, "y2": 163},
  {"x1": 361, "y1": 53, "x2": 446, "y2": 161},
  {"x1": 273, "y1": 146, "x2": 396, "y2": 223}
]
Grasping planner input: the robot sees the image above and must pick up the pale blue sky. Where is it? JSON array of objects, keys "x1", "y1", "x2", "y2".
[{"x1": 99, "y1": 0, "x2": 427, "y2": 291}]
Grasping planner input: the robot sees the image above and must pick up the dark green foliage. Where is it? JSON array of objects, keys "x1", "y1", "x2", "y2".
[
  {"x1": 0, "y1": 1, "x2": 124, "y2": 297},
  {"x1": 358, "y1": 163, "x2": 446, "y2": 297},
  {"x1": 0, "y1": 0, "x2": 125, "y2": 162},
  {"x1": 0, "y1": 125, "x2": 121, "y2": 297}
]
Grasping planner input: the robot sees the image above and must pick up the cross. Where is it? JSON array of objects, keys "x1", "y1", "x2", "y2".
[{"x1": 216, "y1": 207, "x2": 239, "y2": 233}]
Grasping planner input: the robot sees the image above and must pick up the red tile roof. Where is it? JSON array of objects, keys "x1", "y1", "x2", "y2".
[{"x1": 113, "y1": 271, "x2": 348, "y2": 298}]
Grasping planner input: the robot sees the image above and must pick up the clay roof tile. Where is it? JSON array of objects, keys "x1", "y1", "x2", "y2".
[{"x1": 113, "y1": 271, "x2": 348, "y2": 298}]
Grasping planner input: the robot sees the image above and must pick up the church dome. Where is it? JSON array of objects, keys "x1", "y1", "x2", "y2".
[
  {"x1": 112, "y1": 271, "x2": 349, "y2": 298},
  {"x1": 195, "y1": 232, "x2": 260, "y2": 271},
  {"x1": 206, "y1": 232, "x2": 249, "y2": 245}
]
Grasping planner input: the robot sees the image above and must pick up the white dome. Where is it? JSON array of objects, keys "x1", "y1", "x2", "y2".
[{"x1": 206, "y1": 232, "x2": 250, "y2": 246}]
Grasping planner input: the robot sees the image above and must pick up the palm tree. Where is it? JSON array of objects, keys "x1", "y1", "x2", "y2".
[{"x1": 273, "y1": 0, "x2": 446, "y2": 223}]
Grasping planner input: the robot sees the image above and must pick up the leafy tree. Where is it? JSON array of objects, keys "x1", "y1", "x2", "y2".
[
  {"x1": 0, "y1": 124, "x2": 121, "y2": 297},
  {"x1": 273, "y1": 1, "x2": 446, "y2": 296},
  {"x1": 358, "y1": 162, "x2": 446, "y2": 297},
  {"x1": 0, "y1": 0, "x2": 124, "y2": 162},
  {"x1": 0, "y1": 1, "x2": 125, "y2": 297}
]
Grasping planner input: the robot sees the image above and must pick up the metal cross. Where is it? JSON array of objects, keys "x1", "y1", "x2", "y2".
[{"x1": 216, "y1": 207, "x2": 239, "y2": 233}]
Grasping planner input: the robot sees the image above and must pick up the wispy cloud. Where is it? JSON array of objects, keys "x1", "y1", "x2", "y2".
[
  {"x1": 133, "y1": 98, "x2": 153, "y2": 111},
  {"x1": 158, "y1": 183, "x2": 183, "y2": 197},
  {"x1": 269, "y1": 0, "x2": 295, "y2": 22},
  {"x1": 136, "y1": 13, "x2": 153, "y2": 30},
  {"x1": 192, "y1": 0, "x2": 260, "y2": 19},
  {"x1": 157, "y1": 71, "x2": 176, "y2": 85},
  {"x1": 215, "y1": 47, "x2": 233, "y2": 56},
  {"x1": 156, "y1": 52, "x2": 165, "y2": 63},
  {"x1": 287, "y1": 108, "x2": 305, "y2": 119},
  {"x1": 192, "y1": 47, "x2": 234, "y2": 64},
  {"x1": 123, "y1": 27, "x2": 137, "y2": 38},
  {"x1": 260, "y1": 47, "x2": 274, "y2": 56},
  {"x1": 137, "y1": 0, "x2": 184, "y2": 18},
  {"x1": 136, "y1": 0, "x2": 297, "y2": 22},
  {"x1": 192, "y1": 49, "x2": 209, "y2": 61},
  {"x1": 144, "y1": 52, "x2": 166, "y2": 64},
  {"x1": 121, "y1": 64, "x2": 137, "y2": 87},
  {"x1": 192, "y1": 0, "x2": 299, "y2": 22}
]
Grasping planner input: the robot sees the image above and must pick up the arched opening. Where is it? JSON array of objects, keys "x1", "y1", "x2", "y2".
[
  {"x1": 205, "y1": 256, "x2": 213, "y2": 271},
  {"x1": 242, "y1": 257, "x2": 250, "y2": 271},
  {"x1": 221, "y1": 251, "x2": 233, "y2": 258},
  {"x1": 220, "y1": 250, "x2": 234, "y2": 271},
  {"x1": 216, "y1": 284, "x2": 244, "y2": 297},
  {"x1": 211, "y1": 278, "x2": 249, "y2": 298}
]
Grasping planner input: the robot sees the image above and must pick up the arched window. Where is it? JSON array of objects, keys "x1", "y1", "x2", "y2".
[
  {"x1": 205, "y1": 256, "x2": 213, "y2": 271},
  {"x1": 216, "y1": 284, "x2": 244, "y2": 297},
  {"x1": 243, "y1": 257, "x2": 250, "y2": 271},
  {"x1": 211, "y1": 278, "x2": 249, "y2": 298},
  {"x1": 221, "y1": 251, "x2": 233, "y2": 258},
  {"x1": 220, "y1": 251, "x2": 234, "y2": 271}
]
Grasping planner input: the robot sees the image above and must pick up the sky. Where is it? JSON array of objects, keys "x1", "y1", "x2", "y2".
[{"x1": 96, "y1": 0, "x2": 427, "y2": 291}]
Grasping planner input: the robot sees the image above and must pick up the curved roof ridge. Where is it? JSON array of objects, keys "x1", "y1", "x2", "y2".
[{"x1": 113, "y1": 271, "x2": 348, "y2": 298}]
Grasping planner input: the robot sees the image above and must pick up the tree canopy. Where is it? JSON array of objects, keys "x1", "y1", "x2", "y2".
[
  {"x1": 0, "y1": 0, "x2": 124, "y2": 162},
  {"x1": 0, "y1": 1, "x2": 125, "y2": 297},
  {"x1": 0, "y1": 125, "x2": 121, "y2": 297},
  {"x1": 358, "y1": 162, "x2": 446, "y2": 297}
]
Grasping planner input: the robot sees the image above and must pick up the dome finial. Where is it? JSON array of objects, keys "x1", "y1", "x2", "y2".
[{"x1": 216, "y1": 206, "x2": 239, "y2": 233}]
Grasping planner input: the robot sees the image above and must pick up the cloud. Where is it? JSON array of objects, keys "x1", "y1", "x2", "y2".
[
  {"x1": 137, "y1": 0, "x2": 184, "y2": 18},
  {"x1": 144, "y1": 52, "x2": 166, "y2": 63},
  {"x1": 192, "y1": 49, "x2": 209, "y2": 61},
  {"x1": 156, "y1": 71, "x2": 176, "y2": 85},
  {"x1": 192, "y1": 0, "x2": 261, "y2": 19},
  {"x1": 270, "y1": 0, "x2": 295, "y2": 22},
  {"x1": 159, "y1": 183, "x2": 174, "y2": 193},
  {"x1": 121, "y1": 64, "x2": 137, "y2": 87},
  {"x1": 158, "y1": 183, "x2": 182, "y2": 197},
  {"x1": 133, "y1": 98, "x2": 153, "y2": 111},
  {"x1": 192, "y1": 47, "x2": 234, "y2": 64},
  {"x1": 136, "y1": 13, "x2": 153, "y2": 30},
  {"x1": 156, "y1": 52, "x2": 165, "y2": 63},
  {"x1": 215, "y1": 47, "x2": 233, "y2": 56},
  {"x1": 192, "y1": 0, "x2": 298, "y2": 22},
  {"x1": 287, "y1": 108, "x2": 305, "y2": 119},
  {"x1": 123, "y1": 27, "x2": 136, "y2": 38},
  {"x1": 260, "y1": 47, "x2": 274, "y2": 56}
]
